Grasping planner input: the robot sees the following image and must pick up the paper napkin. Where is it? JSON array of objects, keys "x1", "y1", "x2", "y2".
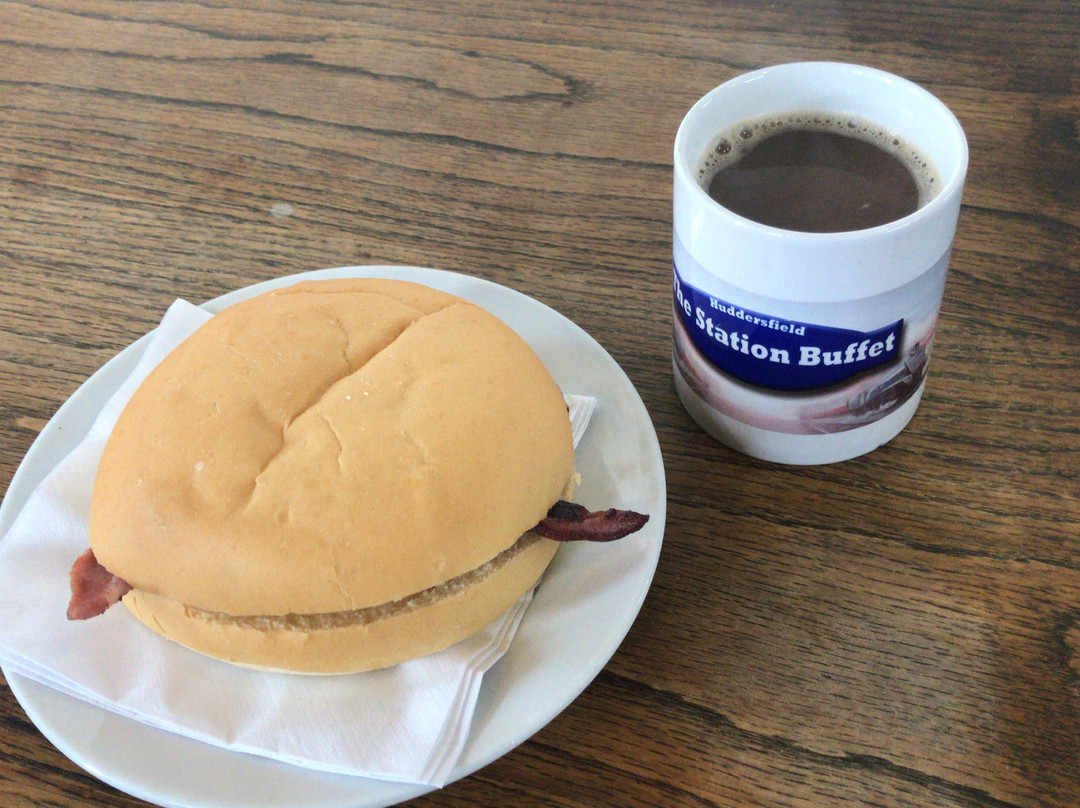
[{"x1": 0, "y1": 298, "x2": 596, "y2": 787}]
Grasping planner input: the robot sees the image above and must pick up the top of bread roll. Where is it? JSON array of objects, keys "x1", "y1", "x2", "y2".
[{"x1": 89, "y1": 278, "x2": 575, "y2": 617}]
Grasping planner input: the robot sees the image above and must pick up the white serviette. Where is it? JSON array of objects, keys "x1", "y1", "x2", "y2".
[{"x1": 0, "y1": 299, "x2": 597, "y2": 788}]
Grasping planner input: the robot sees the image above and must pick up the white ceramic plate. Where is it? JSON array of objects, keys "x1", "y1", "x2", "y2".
[{"x1": 0, "y1": 266, "x2": 666, "y2": 808}]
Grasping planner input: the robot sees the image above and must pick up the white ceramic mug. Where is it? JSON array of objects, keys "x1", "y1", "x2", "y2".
[{"x1": 673, "y1": 62, "x2": 968, "y2": 464}]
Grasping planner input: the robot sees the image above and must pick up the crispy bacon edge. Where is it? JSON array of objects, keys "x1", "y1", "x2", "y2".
[
  {"x1": 66, "y1": 548, "x2": 132, "y2": 620},
  {"x1": 534, "y1": 500, "x2": 649, "y2": 542}
]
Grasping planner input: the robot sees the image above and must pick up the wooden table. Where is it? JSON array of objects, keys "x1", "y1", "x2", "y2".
[{"x1": 1, "y1": 1, "x2": 1077, "y2": 806}]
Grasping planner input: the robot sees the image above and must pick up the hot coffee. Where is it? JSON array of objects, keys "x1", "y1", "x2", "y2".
[{"x1": 698, "y1": 114, "x2": 939, "y2": 233}]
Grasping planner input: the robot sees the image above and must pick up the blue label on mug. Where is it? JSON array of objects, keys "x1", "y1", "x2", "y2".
[{"x1": 673, "y1": 265, "x2": 903, "y2": 391}]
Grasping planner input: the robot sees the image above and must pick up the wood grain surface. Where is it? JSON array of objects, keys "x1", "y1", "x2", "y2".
[{"x1": 1, "y1": 1, "x2": 1077, "y2": 806}]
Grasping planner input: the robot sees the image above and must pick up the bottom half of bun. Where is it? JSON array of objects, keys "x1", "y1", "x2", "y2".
[{"x1": 121, "y1": 533, "x2": 559, "y2": 674}]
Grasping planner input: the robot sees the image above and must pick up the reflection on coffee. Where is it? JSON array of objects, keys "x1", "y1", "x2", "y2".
[{"x1": 698, "y1": 114, "x2": 939, "y2": 233}]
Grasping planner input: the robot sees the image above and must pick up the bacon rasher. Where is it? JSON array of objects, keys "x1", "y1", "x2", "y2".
[
  {"x1": 66, "y1": 548, "x2": 132, "y2": 620},
  {"x1": 534, "y1": 500, "x2": 649, "y2": 543}
]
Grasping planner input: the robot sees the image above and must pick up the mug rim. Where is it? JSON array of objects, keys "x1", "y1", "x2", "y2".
[{"x1": 673, "y1": 61, "x2": 969, "y2": 245}]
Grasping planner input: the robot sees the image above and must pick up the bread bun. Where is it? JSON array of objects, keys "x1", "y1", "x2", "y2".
[{"x1": 89, "y1": 278, "x2": 575, "y2": 673}]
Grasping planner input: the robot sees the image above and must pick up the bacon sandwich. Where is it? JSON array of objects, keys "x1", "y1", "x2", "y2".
[{"x1": 66, "y1": 278, "x2": 614, "y2": 674}]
